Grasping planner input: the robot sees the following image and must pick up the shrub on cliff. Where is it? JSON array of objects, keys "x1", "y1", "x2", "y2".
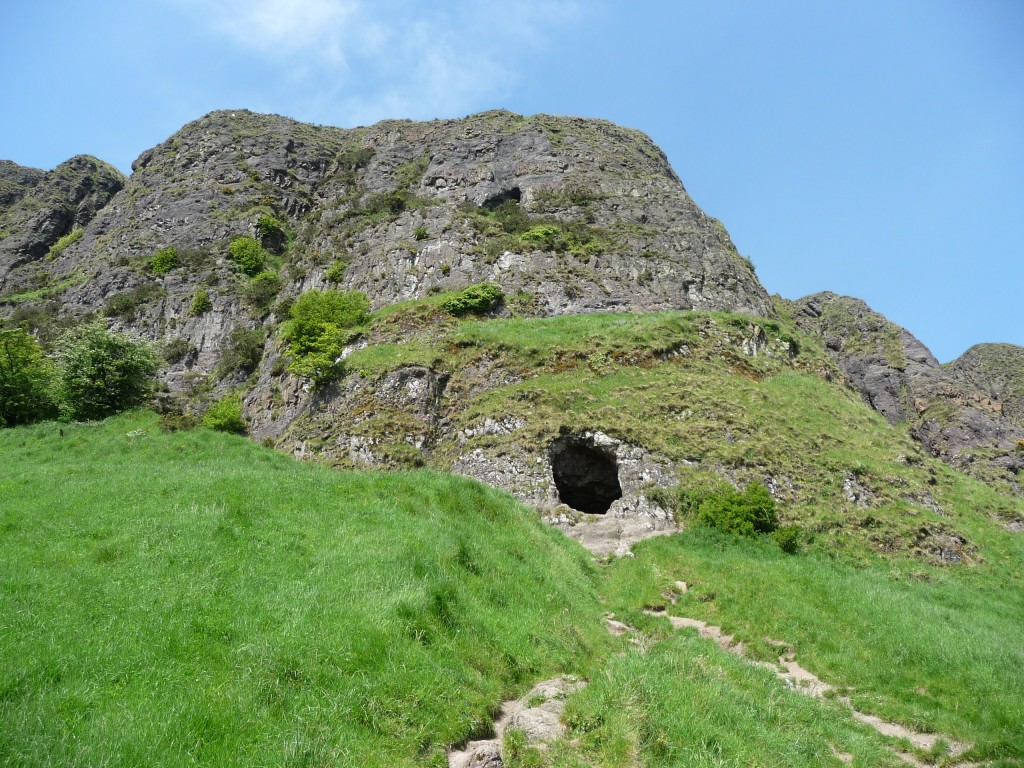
[
  {"x1": 228, "y1": 237, "x2": 267, "y2": 276},
  {"x1": 440, "y1": 283, "x2": 503, "y2": 317},
  {"x1": 282, "y1": 289, "x2": 370, "y2": 383}
]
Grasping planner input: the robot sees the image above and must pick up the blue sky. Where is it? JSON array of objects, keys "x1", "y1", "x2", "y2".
[{"x1": 2, "y1": 0, "x2": 1020, "y2": 361}]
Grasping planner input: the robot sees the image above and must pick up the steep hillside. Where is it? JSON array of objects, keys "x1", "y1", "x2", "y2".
[
  {"x1": 0, "y1": 155, "x2": 124, "y2": 293},
  {"x1": 946, "y1": 343, "x2": 1024, "y2": 424},
  {"x1": 786, "y1": 293, "x2": 1024, "y2": 495}
]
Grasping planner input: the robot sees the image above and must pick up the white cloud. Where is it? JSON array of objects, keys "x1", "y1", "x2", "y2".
[{"x1": 169, "y1": 0, "x2": 581, "y2": 125}]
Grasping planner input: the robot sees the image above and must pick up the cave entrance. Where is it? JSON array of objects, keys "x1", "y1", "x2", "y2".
[
  {"x1": 481, "y1": 187, "x2": 521, "y2": 210},
  {"x1": 550, "y1": 437, "x2": 622, "y2": 515}
]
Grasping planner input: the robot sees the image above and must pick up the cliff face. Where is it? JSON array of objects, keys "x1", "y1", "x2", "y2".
[
  {"x1": 0, "y1": 156, "x2": 125, "y2": 292},
  {"x1": 787, "y1": 292, "x2": 1024, "y2": 494},
  {"x1": 1, "y1": 109, "x2": 770, "y2": 318},
  {"x1": 1, "y1": 108, "x2": 773, "y2": 394},
  {"x1": 1, "y1": 109, "x2": 1021, "y2": 532}
]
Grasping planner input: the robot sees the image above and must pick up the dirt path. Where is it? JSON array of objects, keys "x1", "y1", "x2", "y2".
[
  {"x1": 642, "y1": 608, "x2": 977, "y2": 767},
  {"x1": 446, "y1": 676, "x2": 585, "y2": 768}
]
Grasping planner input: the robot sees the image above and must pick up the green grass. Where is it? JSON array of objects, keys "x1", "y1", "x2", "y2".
[
  {"x1": 2, "y1": 412, "x2": 1023, "y2": 766},
  {"x1": 550, "y1": 633, "x2": 906, "y2": 768},
  {"x1": 330, "y1": 305, "x2": 1024, "y2": 561},
  {"x1": 0, "y1": 412, "x2": 611, "y2": 767},
  {"x1": 598, "y1": 529, "x2": 1024, "y2": 763}
]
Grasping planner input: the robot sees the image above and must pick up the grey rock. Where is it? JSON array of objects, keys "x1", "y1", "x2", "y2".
[
  {"x1": 789, "y1": 292, "x2": 1024, "y2": 494},
  {"x1": 0, "y1": 155, "x2": 124, "y2": 294}
]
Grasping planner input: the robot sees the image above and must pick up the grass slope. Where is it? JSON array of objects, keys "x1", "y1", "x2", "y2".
[
  {"x1": 0, "y1": 412, "x2": 610, "y2": 767},
  {"x1": 596, "y1": 530, "x2": 1024, "y2": 765},
  {"x1": 311, "y1": 304, "x2": 1024, "y2": 560},
  {"x1": 3, "y1": 412, "x2": 1022, "y2": 767}
]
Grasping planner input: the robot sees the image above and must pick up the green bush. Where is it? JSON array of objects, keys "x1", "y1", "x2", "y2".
[
  {"x1": 190, "y1": 289, "x2": 213, "y2": 315},
  {"x1": 161, "y1": 338, "x2": 194, "y2": 365},
  {"x1": 325, "y1": 259, "x2": 348, "y2": 283},
  {"x1": 256, "y1": 215, "x2": 286, "y2": 240},
  {"x1": 413, "y1": 225, "x2": 429, "y2": 241},
  {"x1": 216, "y1": 327, "x2": 265, "y2": 379},
  {"x1": 519, "y1": 224, "x2": 562, "y2": 250},
  {"x1": 335, "y1": 146, "x2": 374, "y2": 169},
  {"x1": 228, "y1": 237, "x2": 267, "y2": 276},
  {"x1": 773, "y1": 524, "x2": 802, "y2": 554},
  {"x1": 491, "y1": 200, "x2": 531, "y2": 234},
  {"x1": 47, "y1": 229, "x2": 83, "y2": 260},
  {"x1": 695, "y1": 482, "x2": 778, "y2": 537},
  {"x1": 242, "y1": 270, "x2": 280, "y2": 312},
  {"x1": 256, "y1": 215, "x2": 289, "y2": 251},
  {"x1": 201, "y1": 393, "x2": 246, "y2": 435},
  {"x1": 102, "y1": 283, "x2": 164, "y2": 318},
  {"x1": 149, "y1": 247, "x2": 178, "y2": 275},
  {"x1": 440, "y1": 283, "x2": 504, "y2": 317},
  {"x1": 54, "y1": 323, "x2": 160, "y2": 421},
  {"x1": 0, "y1": 328, "x2": 57, "y2": 427},
  {"x1": 282, "y1": 289, "x2": 370, "y2": 383}
]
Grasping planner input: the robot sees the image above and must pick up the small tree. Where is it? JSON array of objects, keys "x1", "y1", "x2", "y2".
[
  {"x1": 190, "y1": 289, "x2": 213, "y2": 315},
  {"x1": 228, "y1": 237, "x2": 267, "y2": 276},
  {"x1": 282, "y1": 289, "x2": 370, "y2": 383},
  {"x1": 55, "y1": 323, "x2": 160, "y2": 421},
  {"x1": 149, "y1": 247, "x2": 179, "y2": 275},
  {"x1": 0, "y1": 328, "x2": 57, "y2": 427}
]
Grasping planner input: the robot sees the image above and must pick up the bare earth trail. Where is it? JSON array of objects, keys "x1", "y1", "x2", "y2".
[
  {"x1": 446, "y1": 676, "x2": 586, "y2": 768},
  {"x1": 642, "y1": 605, "x2": 978, "y2": 768},
  {"x1": 447, "y1": 576, "x2": 981, "y2": 767}
]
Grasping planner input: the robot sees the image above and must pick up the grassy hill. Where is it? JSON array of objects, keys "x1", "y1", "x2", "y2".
[
  {"x1": 0, "y1": 412, "x2": 610, "y2": 766},
  {"x1": 2, "y1": 411, "x2": 1023, "y2": 766}
]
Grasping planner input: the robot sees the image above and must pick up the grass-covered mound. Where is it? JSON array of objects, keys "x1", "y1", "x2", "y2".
[
  {"x1": 0, "y1": 412, "x2": 610, "y2": 767},
  {"x1": 290, "y1": 303, "x2": 1024, "y2": 561}
]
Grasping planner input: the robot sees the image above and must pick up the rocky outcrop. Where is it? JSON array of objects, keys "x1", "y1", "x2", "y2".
[
  {"x1": 789, "y1": 292, "x2": 939, "y2": 423},
  {"x1": 2, "y1": 109, "x2": 771, "y2": 332},
  {"x1": 944, "y1": 343, "x2": 1024, "y2": 426},
  {"x1": 789, "y1": 292, "x2": 1024, "y2": 493},
  {"x1": 0, "y1": 156, "x2": 125, "y2": 294}
]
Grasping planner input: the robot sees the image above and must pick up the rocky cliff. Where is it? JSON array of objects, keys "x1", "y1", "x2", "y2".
[
  {"x1": 787, "y1": 292, "x2": 1024, "y2": 494},
  {"x1": 1, "y1": 109, "x2": 1021, "y2": 553},
  {"x1": 0, "y1": 156, "x2": 124, "y2": 293}
]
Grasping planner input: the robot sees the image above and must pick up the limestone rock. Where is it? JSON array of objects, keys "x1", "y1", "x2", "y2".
[{"x1": 789, "y1": 292, "x2": 1024, "y2": 493}]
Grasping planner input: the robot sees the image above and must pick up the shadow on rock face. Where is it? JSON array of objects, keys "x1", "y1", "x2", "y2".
[{"x1": 549, "y1": 435, "x2": 623, "y2": 514}]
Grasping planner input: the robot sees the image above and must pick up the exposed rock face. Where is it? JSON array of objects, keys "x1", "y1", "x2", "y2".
[
  {"x1": 789, "y1": 292, "x2": 1024, "y2": 493},
  {"x1": 945, "y1": 344, "x2": 1024, "y2": 426},
  {"x1": 0, "y1": 156, "x2": 125, "y2": 294},
  {"x1": 1, "y1": 109, "x2": 771, "y2": 334},
  {"x1": 789, "y1": 292, "x2": 939, "y2": 423}
]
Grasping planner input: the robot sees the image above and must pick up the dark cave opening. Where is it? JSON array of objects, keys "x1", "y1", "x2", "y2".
[
  {"x1": 481, "y1": 187, "x2": 522, "y2": 210},
  {"x1": 550, "y1": 438, "x2": 623, "y2": 515}
]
